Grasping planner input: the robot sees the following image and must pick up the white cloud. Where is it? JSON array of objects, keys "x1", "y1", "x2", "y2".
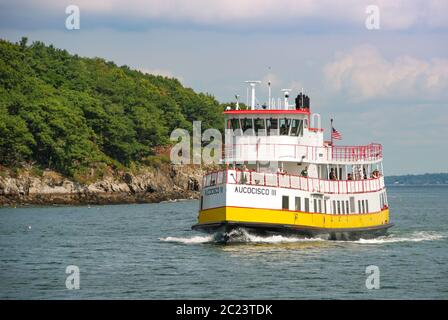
[
  {"x1": 15, "y1": 0, "x2": 448, "y2": 31},
  {"x1": 324, "y1": 45, "x2": 448, "y2": 100}
]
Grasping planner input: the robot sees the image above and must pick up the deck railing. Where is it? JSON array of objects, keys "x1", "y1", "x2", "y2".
[
  {"x1": 332, "y1": 144, "x2": 382, "y2": 162},
  {"x1": 223, "y1": 143, "x2": 382, "y2": 163},
  {"x1": 203, "y1": 169, "x2": 385, "y2": 194}
]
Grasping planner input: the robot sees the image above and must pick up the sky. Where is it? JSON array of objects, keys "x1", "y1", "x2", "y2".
[{"x1": 1, "y1": 0, "x2": 447, "y2": 175}]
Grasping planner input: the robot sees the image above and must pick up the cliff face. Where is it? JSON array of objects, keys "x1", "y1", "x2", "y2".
[{"x1": 0, "y1": 165, "x2": 205, "y2": 206}]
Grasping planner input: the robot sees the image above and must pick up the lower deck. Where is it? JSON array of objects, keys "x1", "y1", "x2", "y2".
[
  {"x1": 195, "y1": 182, "x2": 391, "y2": 238},
  {"x1": 196, "y1": 205, "x2": 390, "y2": 230}
]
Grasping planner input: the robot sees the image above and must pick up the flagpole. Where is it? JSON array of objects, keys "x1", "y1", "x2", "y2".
[{"x1": 330, "y1": 118, "x2": 333, "y2": 146}]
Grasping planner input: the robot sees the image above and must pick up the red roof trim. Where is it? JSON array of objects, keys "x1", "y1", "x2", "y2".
[{"x1": 224, "y1": 109, "x2": 310, "y2": 115}]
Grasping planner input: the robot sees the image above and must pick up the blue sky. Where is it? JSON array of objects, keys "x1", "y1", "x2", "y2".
[{"x1": 1, "y1": 0, "x2": 447, "y2": 175}]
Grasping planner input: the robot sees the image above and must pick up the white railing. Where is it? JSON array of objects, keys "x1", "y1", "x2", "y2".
[
  {"x1": 223, "y1": 143, "x2": 382, "y2": 163},
  {"x1": 203, "y1": 169, "x2": 385, "y2": 194}
]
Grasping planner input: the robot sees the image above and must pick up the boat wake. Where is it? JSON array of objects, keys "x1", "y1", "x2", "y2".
[
  {"x1": 160, "y1": 235, "x2": 215, "y2": 244},
  {"x1": 160, "y1": 229, "x2": 323, "y2": 245},
  {"x1": 160, "y1": 230, "x2": 446, "y2": 245},
  {"x1": 352, "y1": 231, "x2": 446, "y2": 244}
]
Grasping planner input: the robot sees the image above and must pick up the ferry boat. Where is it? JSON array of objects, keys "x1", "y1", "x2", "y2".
[{"x1": 192, "y1": 81, "x2": 393, "y2": 241}]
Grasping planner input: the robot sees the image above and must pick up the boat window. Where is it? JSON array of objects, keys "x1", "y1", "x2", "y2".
[
  {"x1": 295, "y1": 197, "x2": 301, "y2": 211},
  {"x1": 350, "y1": 197, "x2": 355, "y2": 213},
  {"x1": 279, "y1": 118, "x2": 291, "y2": 135},
  {"x1": 313, "y1": 199, "x2": 317, "y2": 213},
  {"x1": 358, "y1": 200, "x2": 362, "y2": 213},
  {"x1": 297, "y1": 120, "x2": 304, "y2": 136},
  {"x1": 362, "y1": 200, "x2": 365, "y2": 214},
  {"x1": 346, "y1": 201, "x2": 349, "y2": 214},
  {"x1": 242, "y1": 118, "x2": 254, "y2": 134},
  {"x1": 290, "y1": 119, "x2": 304, "y2": 137},
  {"x1": 304, "y1": 198, "x2": 310, "y2": 212},
  {"x1": 332, "y1": 200, "x2": 336, "y2": 214},
  {"x1": 266, "y1": 118, "x2": 278, "y2": 136},
  {"x1": 290, "y1": 119, "x2": 299, "y2": 136},
  {"x1": 337, "y1": 201, "x2": 341, "y2": 214},
  {"x1": 304, "y1": 118, "x2": 308, "y2": 128},
  {"x1": 341, "y1": 201, "x2": 345, "y2": 214},
  {"x1": 282, "y1": 196, "x2": 289, "y2": 210},
  {"x1": 230, "y1": 118, "x2": 240, "y2": 130},
  {"x1": 318, "y1": 200, "x2": 322, "y2": 213},
  {"x1": 254, "y1": 118, "x2": 265, "y2": 135},
  {"x1": 323, "y1": 200, "x2": 327, "y2": 213},
  {"x1": 365, "y1": 200, "x2": 369, "y2": 213}
]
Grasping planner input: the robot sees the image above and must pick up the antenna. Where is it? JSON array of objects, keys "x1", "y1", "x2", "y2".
[
  {"x1": 245, "y1": 81, "x2": 261, "y2": 110},
  {"x1": 267, "y1": 66, "x2": 272, "y2": 109},
  {"x1": 281, "y1": 89, "x2": 291, "y2": 110},
  {"x1": 301, "y1": 87, "x2": 304, "y2": 108},
  {"x1": 268, "y1": 80, "x2": 272, "y2": 110}
]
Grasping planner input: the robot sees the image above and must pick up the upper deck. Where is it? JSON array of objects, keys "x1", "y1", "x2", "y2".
[
  {"x1": 223, "y1": 109, "x2": 382, "y2": 164},
  {"x1": 223, "y1": 82, "x2": 383, "y2": 165}
]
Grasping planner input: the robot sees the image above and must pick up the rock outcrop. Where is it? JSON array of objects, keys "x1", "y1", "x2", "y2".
[{"x1": 0, "y1": 165, "x2": 205, "y2": 206}]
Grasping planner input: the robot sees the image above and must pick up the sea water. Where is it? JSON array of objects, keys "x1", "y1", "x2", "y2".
[{"x1": 0, "y1": 186, "x2": 447, "y2": 299}]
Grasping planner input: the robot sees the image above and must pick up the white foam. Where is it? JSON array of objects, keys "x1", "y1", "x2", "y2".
[
  {"x1": 160, "y1": 235, "x2": 214, "y2": 244},
  {"x1": 161, "y1": 230, "x2": 445, "y2": 246},
  {"x1": 354, "y1": 231, "x2": 446, "y2": 244},
  {"x1": 228, "y1": 229, "x2": 322, "y2": 244}
]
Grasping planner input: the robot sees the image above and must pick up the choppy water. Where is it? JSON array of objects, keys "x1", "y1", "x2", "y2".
[{"x1": 0, "y1": 186, "x2": 447, "y2": 299}]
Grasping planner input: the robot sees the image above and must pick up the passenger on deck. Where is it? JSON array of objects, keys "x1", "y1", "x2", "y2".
[
  {"x1": 240, "y1": 165, "x2": 248, "y2": 184},
  {"x1": 329, "y1": 168, "x2": 337, "y2": 180},
  {"x1": 372, "y1": 169, "x2": 380, "y2": 178},
  {"x1": 347, "y1": 173, "x2": 353, "y2": 180},
  {"x1": 300, "y1": 166, "x2": 308, "y2": 177}
]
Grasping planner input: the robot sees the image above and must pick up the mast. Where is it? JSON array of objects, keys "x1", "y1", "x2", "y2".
[
  {"x1": 268, "y1": 80, "x2": 271, "y2": 109},
  {"x1": 245, "y1": 81, "x2": 261, "y2": 110}
]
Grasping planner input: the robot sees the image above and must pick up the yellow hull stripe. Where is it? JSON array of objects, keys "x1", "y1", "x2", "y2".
[{"x1": 198, "y1": 206, "x2": 390, "y2": 229}]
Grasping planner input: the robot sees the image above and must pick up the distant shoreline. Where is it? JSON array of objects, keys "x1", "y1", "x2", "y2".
[
  {"x1": 1, "y1": 169, "x2": 447, "y2": 207},
  {"x1": 385, "y1": 173, "x2": 448, "y2": 187}
]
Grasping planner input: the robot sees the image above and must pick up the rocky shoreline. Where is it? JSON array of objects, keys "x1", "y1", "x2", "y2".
[{"x1": 0, "y1": 165, "x2": 205, "y2": 207}]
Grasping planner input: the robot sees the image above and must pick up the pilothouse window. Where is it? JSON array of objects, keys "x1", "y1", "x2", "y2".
[
  {"x1": 266, "y1": 118, "x2": 278, "y2": 136},
  {"x1": 279, "y1": 118, "x2": 291, "y2": 135},
  {"x1": 254, "y1": 118, "x2": 265, "y2": 134},
  {"x1": 290, "y1": 119, "x2": 304, "y2": 136},
  {"x1": 242, "y1": 118, "x2": 254, "y2": 134},
  {"x1": 230, "y1": 118, "x2": 240, "y2": 130}
]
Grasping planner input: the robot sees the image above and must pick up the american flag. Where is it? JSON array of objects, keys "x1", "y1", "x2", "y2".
[{"x1": 332, "y1": 127, "x2": 342, "y2": 140}]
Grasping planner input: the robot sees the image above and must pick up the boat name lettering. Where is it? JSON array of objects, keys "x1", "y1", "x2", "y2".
[
  {"x1": 205, "y1": 187, "x2": 221, "y2": 196},
  {"x1": 234, "y1": 186, "x2": 270, "y2": 195}
]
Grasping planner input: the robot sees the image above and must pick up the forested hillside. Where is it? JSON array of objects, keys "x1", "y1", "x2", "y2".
[{"x1": 0, "y1": 37, "x2": 224, "y2": 179}]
